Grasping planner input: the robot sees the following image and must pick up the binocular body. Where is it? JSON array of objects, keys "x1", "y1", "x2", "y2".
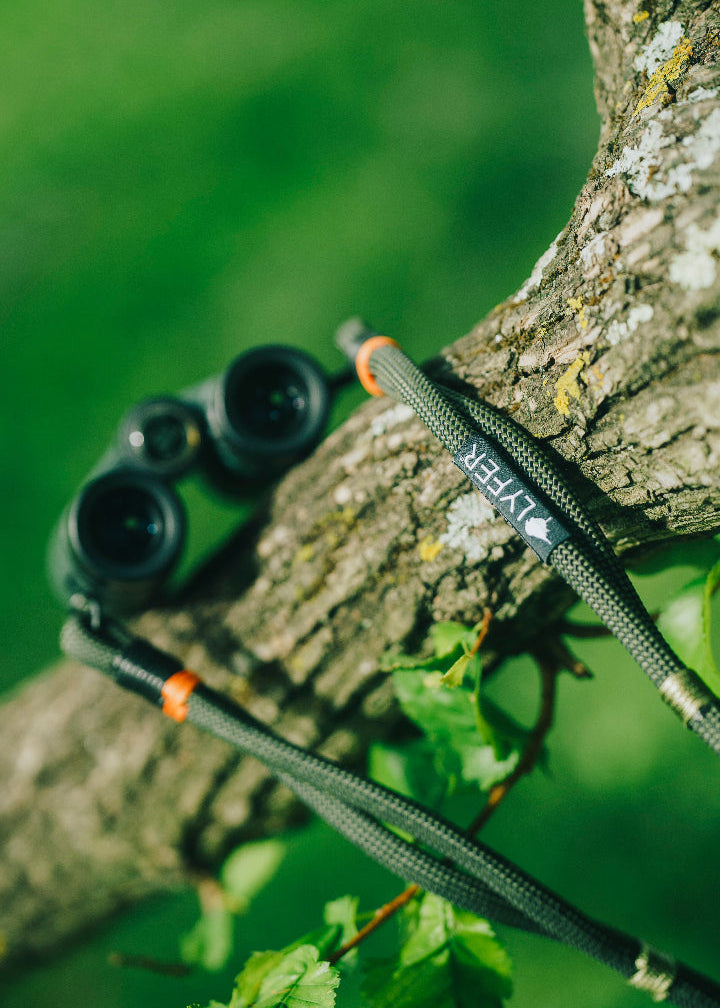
[{"x1": 49, "y1": 345, "x2": 334, "y2": 614}]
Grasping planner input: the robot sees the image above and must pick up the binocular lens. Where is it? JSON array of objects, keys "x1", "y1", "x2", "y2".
[
  {"x1": 85, "y1": 484, "x2": 164, "y2": 566},
  {"x1": 142, "y1": 414, "x2": 190, "y2": 464},
  {"x1": 227, "y1": 362, "x2": 308, "y2": 439},
  {"x1": 58, "y1": 469, "x2": 185, "y2": 613},
  {"x1": 213, "y1": 346, "x2": 330, "y2": 471},
  {"x1": 120, "y1": 397, "x2": 203, "y2": 479},
  {"x1": 51, "y1": 343, "x2": 334, "y2": 612}
]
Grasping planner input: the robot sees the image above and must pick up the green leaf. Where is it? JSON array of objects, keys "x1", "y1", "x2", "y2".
[
  {"x1": 380, "y1": 649, "x2": 440, "y2": 673},
  {"x1": 232, "y1": 950, "x2": 287, "y2": 1007},
  {"x1": 441, "y1": 652, "x2": 473, "y2": 687},
  {"x1": 221, "y1": 839, "x2": 286, "y2": 913},
  {"x1": 368, "y1": 738, "x2": 449, "y2": 807},
  {"x1": 382, "y1": 619, "x2": 480, "y2": 678},
  {"x1": 399, "y1": 892, "x2": 455, "y2": 967},
  {"x1": 657, "y1": 559, "x2": 720, "y2": 698},
  {"x1": 383, "y1": 645, "x2": 467, "y2": 679},
  {"x1": 323, "y1": 896, "x2": 358, "y2": 953},
  {"x1": 657, "y1": 576, "x2": 706, "y2": 672},
  {"x1": 226, "y1": 927, "x2": 339, "y2": 1008},
  {"x1": 250, "y1": 944, "x2": 340, "y2": 1008},
  {"x1": 361, "y1": 894, "x2": 512, "y2": 1008},
  {"x1": 457, "y1": 743, "x2": 518, "y2": 792},
  {"x1": 285, "y1": 925, "x2": 342, "y2": 961},
  {"x1": 391, "y1": 663, "x2": 517, "y2": 792},
  {"x1": 703, "y1": 559, "x2": 720, "y2": 680},
  {"x1": 181, "y1": 839, "x2": 286, "y2": 972},
  {"x1": 384, "y1": 618, "x2": 546, "y2": 797},
  {"x1": 452, "y1": 911, "x2": 513, "y2": 1003},
  {"x1": 362, "y1": 950, "x2": 453, "y2": 1008},
  {"x1": 430, "y1": 621, "x2": 478, "y2": 657},
  {"x1": 181, "y1": 907, "x2": 234, "y2": 972},
  {"x1": 474, "y1": 693, "x2": 538, "y2": 763},
  {"x1": 229, "y1": 944, "x2": 340, "y2": 1008},
  {"x1": 393, "y1": 664, "x2": 477, "y2": 741}
]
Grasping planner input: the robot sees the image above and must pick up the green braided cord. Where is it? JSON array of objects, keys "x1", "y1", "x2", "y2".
[
  {"x1": 59, "y1": 613, "x2": 720, "y2": 1004},
  {"x1": 367, "y1": 343, "x2": 720, "y2": 755},
  {"x1": 186, "y1": 686, "x2": 720, "y2": 1006},
  {"x1": 274, "y1": 770, "x2": 547, "y2": 935}
]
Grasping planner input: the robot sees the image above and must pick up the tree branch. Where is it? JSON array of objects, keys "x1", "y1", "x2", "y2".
[{"x1": 326, "y1": 885, "x2": 421, "y2": 966}]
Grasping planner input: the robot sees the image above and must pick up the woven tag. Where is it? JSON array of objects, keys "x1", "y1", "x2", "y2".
[{"x1": 453, "y1": 435, "x2": 571, "y2": 562}]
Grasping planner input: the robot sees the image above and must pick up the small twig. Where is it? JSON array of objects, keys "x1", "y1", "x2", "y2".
[
  {"x1": 469, "y1": 608, "x2": 493, "y2": 655},
  {"x1": 108, "y1": 952, "x2": 192, "y2": 977},
  {"x1": 466, "y1": 650, "x2": 560, "y2": 836},
  {"x1": 327, "y1": 884, "x2": 420, "y2": 964},
  {"x1": 540, "y1": 635, "x2": 593, "y2": 679},
  {"x1": 195, "y1": 873, "x2": 227, "y2": 912}
]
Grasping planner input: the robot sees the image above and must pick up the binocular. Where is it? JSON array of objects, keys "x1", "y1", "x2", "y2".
[{"x1": 49, "y1": 344, "x2": 339, "y2": 615}]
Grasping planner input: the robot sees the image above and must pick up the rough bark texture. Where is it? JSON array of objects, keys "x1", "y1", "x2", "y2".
[{"x1": 2, "y1": 0, "x2": 720, "y2": 970}]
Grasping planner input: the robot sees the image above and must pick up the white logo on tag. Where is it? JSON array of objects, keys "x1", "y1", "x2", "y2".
[{"x1": 524, "y1": 516, "x2": 553, "y2": 545}]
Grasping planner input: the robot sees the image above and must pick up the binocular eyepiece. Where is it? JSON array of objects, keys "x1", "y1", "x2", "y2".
[
  {"x1": 49, "y1": 467, "x2": 187, "y2": 615},
  {"x1": 204, "y1": 345, "x2": 331, "y2": 477},
  {"x1": 50, "y1": 344, "x2": 334, "y2": 615}
]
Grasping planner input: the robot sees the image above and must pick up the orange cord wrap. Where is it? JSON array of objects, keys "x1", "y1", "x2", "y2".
[
  {"x1": 355, "y1": 335, "x2": 399, "y2": 397},
  {"x1": 161, "y1": 670, "x2": 201, "y2": 722}
]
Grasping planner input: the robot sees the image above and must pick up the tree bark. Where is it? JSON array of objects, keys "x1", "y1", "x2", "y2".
[{"x1": 2, "y1": 0, "x2": 720, "y2": 970}]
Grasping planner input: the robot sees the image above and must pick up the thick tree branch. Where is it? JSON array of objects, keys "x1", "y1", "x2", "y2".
[{"x1": 2, "y1": 0, "x2": 720, "y2": 970}]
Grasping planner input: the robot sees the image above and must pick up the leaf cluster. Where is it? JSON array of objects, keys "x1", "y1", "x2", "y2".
[
  {"x1": 197, "y1": 893, "x2": 511, "y2": 1008},
  {"x1": 371, "y1": 620, "x2": 537, "y2": 807},
  {"x1": 182, "y1": 538, "x2": 720, "y2": 1008},
  {"x1": 362, "y1": 893, "x2": 512, "y2": 1008}
]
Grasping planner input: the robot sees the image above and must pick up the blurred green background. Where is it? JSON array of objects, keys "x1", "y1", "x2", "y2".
[
  {"x1": 3, "y1": 1, "x2": 719, "y2": 1007},
  {"x1": 1, "y1": 0, "x2": 597, "y2": 692}
]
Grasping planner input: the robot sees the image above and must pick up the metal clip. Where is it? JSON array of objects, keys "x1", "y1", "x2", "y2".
[
  {"x1": 627, "y1": 943, "x2": 676, "y2": 1002},
  {"x1": 659, "y1": 669, "x2": 712, "y2": 725},
  {"x1": 69, "y1": 591, "x2": 103, "y2": 630}
]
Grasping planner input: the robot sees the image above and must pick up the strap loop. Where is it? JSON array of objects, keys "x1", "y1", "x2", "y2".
[
  {"x1": 161, "y1": 670, "x2": 201, "y2": 722},
  {"x1": 355, "y1": 335, "x2": 399, "y2": 396},
  {"x1": 627, "y1": 943, "x2": 677, "y2": 1002},
  {"x1": 659, "y1": 669, "x2": 713, "y2": 726}
]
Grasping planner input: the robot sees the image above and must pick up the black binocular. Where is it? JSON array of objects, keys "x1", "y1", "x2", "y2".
[{"x1": 49, "y1": 344, "x2": 340, "y2": 615}]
